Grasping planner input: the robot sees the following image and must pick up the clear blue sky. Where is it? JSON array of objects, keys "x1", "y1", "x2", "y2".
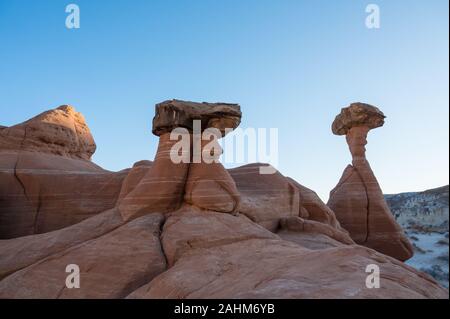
[{"x1": 0, "y1": 0, "x2": 448, "y2": 200}]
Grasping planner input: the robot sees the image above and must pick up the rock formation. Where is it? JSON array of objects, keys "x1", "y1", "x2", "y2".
[
  {"x1": 385, "y1": 185, "x2": 449, "y2": 289},
  {"x1": 0, "y1": 106, "x2": 126, "y2": 239},
  {"x1": 328, "y1": 103, "x2": 414, "y2": 261},
  {"x1": 118, "y1": 99, "x2": 241, "y2": 221},
  {"x1": 0, "y1": 101, "x2": 446, "y2": 299},
  {"x1": 0, "y1": 105, "x2": 95, "y2": 160}
]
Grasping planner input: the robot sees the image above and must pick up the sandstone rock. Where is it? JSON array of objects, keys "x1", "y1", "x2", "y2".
[
  {"x1": 1, "y1": 102, "x2": 445, "y2": 299},
  {"x1": 118, "y1": 133, "x2": 190, "y2": 221},
  {"x1": 228, "y1": 164, "x2": 300, "y2": 231},
  {"x1": 117, "y1": 161, "x2": 152, "y2": 201},
  {"x1": 0, "y1": 150, "x2": 126, "y2": 238},
  {"x1": 279, "y1": 216, "x2": 354, "y2": 245},
  {"x1": 385, "y1": 185, "x2": 449, "y2": 232},
  {"x1": 332, "y1": 102, "x2": 385, "y2": 136},
  {"x1": 0, "y1": 208, "x2": 124, "y2": 279},
  {"x1": 119, "y1": 100, "x2": 242, "y2": 221},
  {"x1": 0, "y1": 214, "x2": 166, "y2": 298},
  {"x1": 161, "y1": 205, "x2": 278, "y2": 266},
  {"x1": 228, "y1": 164, "x2": 346, "y2": 233},
  {"x1": 0, "y1": 105, "x2": 96, "y2": 160},
  {"x1": 0, "y1": 105, "x2": 126, "y2": 238},
  {"x1": 277, "y1": 229, "x2": 346, "y2": 250},
  {"x1": 288, "y1": 178, "x2": 344, "y2": 229},
  {"x1": 132, "y1": 160, "x2": 153, "y2": 168},
  {"x1": 328, "y1": 103, "x2": 414, "y2": 261},
  {"x1": 184, "y1": 139, "x2": 240, "y2": 214},
  {"x1": 152, "y1": 99, "x2": 241, "y2": 136},
  {"x1": 128, "y1": 210, "x2": 446, "y2": 299}
]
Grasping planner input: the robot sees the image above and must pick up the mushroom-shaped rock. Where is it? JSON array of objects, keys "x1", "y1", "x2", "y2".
[
  {"x1": 327, "y1": 103, "x2": 414, "y2": 261},
  {"x1": 118, "y1": 100, "x2": 241, "y2": 221}
]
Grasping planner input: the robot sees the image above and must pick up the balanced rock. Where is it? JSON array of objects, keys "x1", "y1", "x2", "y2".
[
  {"x1": 328, "y1": 103, "x2": 414, "y2": 261},
  {"x1": 118, "y1": 100, "x2": 241, "y2": 221},
  {"x1": 331, "y1": 102, "x2": 385, "y2": 136},
  {"x1": 0, "y1": 102, "x2": 446, "y2": 299},
  {"x1": 152, "y1": 99, "x2": 241, "y2": 136}
]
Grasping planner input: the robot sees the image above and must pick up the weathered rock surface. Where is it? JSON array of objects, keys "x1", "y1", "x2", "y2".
[
  {"x1": 0, "y1": 102, "x2": 446, "y2": 299},
  {"x1": 328, "y1": 103, "x2": 414, "y2": 261},
  {"x1": 0, "y1": 213, "x2": 166, "y2": 298},
  {"x1": 118, "y1": 133, "x2": 190, "y2": 221},
  {"x1": 0, "y1": 150, "x2": 126, "y2": 239},
  {"x1": 0, "y1": 105, "x2": 129, "y2": 238},
  {"x1": 120, "y1": 99, "x2": 242, "y2": 221},
  {"x1": 184, "y1": 139, "x2": 240, "y2": 214},
  {"x1": 128, "y1": 206, "x2": 446, "y2": 299},
  {"x1": 386, "y1": 185, "x2": 449, "y2": 232},
  {"x1": 227, "y1": 164, "x2": 300, "y2": 231},
  {"x1": 160, "y1": 206, "x2": 278, "y2": 266},
  {"x1": 228, "y1": 164, "x2": 345, "y2": 232},
  {"x1": 0, "y1": 208, "x2": 124, "y2": 279},
  {"x1": 0, "y1": 105, "x2": 96, "y2": 160},
  {"x1": 386, "y1": 185, "x2": 449, "y2": 289},
  {"x1": 332, "y1": 102, "x2": 385, "y2": 136},
  {"x1": 153, "y1": 99, "x2": 241, "y2": 136},
  {"x1": 279, "y1": 216, "x2": 354, "y2": 246}
]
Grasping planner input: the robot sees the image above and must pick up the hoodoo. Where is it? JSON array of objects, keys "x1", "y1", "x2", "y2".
[
  {"x1": 0, "y1": 101, "x2": 445, "y2": 299},
  {"x1": 327, "y1": 103, "x2": 414, "y2": 261},
  {"x1": 118, "y1": 99, "x2": 242, "y2": 221}
]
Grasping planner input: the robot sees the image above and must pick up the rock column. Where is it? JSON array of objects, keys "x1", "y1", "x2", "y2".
[
  {"x1": 327, "y1": 103, "x2": 413, "y2": 261},
  {"x1": 118, "y1": 100, "x2": 241, "y2": 221}
]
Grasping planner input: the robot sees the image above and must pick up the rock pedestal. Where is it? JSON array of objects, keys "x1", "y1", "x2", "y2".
[
  {"x1": 184, "y1": 138, "x2": 240, "y2": 214},
  {"x1": 118, "y1": 133, "x2": 190, "y2": 221},
  {"x1": 0, "y1": 101, "x2": 447, "y2": 299},
  {"x1": 328, "y1": 103, "x2": 414, "y2": 261},
  {"x1": 118, "y1": 100, "x2": 242, "y2": 221}
]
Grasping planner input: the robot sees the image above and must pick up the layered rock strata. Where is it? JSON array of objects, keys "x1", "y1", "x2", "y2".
[
  {"x1": 328, "y1": 103, "x2": 414, "y2": 261},
  {"x1": 0, "y1": 101, "x2": 446, "y2": 299},
  {"x1": 118, "y1": 99, "x2": 242, "y2": 221},
  {"x1": 0, "y1": 106, "x2": 126, "y2": 239}
]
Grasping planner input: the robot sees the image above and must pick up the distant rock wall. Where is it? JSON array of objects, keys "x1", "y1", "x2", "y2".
[{"x1": 386, "y1": 185, "x2": 449, "y2": 232}]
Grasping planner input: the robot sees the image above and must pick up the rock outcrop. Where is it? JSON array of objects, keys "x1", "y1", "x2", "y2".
[
  {"x1": 152, "y1": 99, "x2": 242, "y2": 136},
  {"x1": 127, "y1": 205, "x2": 444, "y2": 299},
  {"x1": 385, "y1": 185, "x2": 449, "y2": 289},
  {"x1": 386, "y1": 185, "x2": 449, "y2": 232},
  {"x1": 0, "y1": 213, "x2": 166, "y2": 298},
  {"x1": 0, "y1": 106, "x2": 127, "y2": 239},
  {"x1": 0, "y1": 101, "x2": 446, "y2": 299},
  {"x1": 118, "y1": 99, "x2": 241, "y2": 221},
  {"x1": 328, "y1": 103, "x2": 414, "y2": 261},
  {"x1": 0, "y1": 105, "x2": 95, "y2": 160}
]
